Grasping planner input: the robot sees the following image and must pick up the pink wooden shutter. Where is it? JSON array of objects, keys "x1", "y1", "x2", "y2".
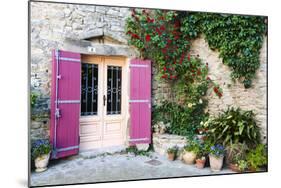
[
  {"x1": 129, "y1": 59, "x2": 151, "y2": 145},
  {"x1": 50, "y1": 49, "x2": 81, "y2": 159}
]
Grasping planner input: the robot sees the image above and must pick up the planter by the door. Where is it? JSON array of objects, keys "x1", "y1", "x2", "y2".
[
  {"x1": 209, "y1": 154, "x2": 224, "y2": 172},
  {"x1": 195, "y1": 157, "x2": 206, "y2": 169},
  {"x1": 35, "y1": 152, "x2": 50, "y2": 172},
  {"x1": 182, "y1": 151, "x2": 196, "y2": 164},
  {"x1": 167, "y1": 152, "x2": 176, "y2": 161}
]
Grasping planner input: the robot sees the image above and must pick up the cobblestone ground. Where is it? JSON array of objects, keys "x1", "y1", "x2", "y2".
[{"x1": 31, "y1": 152, "x2": 235, "y2": 187}]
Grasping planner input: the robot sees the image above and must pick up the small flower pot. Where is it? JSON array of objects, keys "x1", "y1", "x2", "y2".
[
  {"x1": 182, "y1": 151, "x2": 196, "y2": 164},
  {"x1": 195, "y1": 158, "x2": 206, "y2": 169},
  {"x1": 228, "y1": 163, "x2": 241, "y2": 172},
  {"x1": 209, "y1": 154, "x2": 224, "y2": 172},
  {"x1": 249, "y1": 166, "x2": 257, "y2": 172},
  {"x1": 167, "y1": 152, "x2": 176, "y2": 161},
  {"x1": 34, "y1": 152, "x2": 50, "y2": 172}
]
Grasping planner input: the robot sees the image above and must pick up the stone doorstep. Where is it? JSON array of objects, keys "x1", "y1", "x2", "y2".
[{"x1": 79, "y1": 145, "x2": 127, "y2": 159}]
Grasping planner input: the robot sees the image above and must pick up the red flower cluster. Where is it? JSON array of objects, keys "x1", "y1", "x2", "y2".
[
  {"x1": 187, "y1": 53, "x2": 191, "y2": 61},
  {"x1": 127, "y1": 31, "x2": 140, "y2": 39},
  {"x1": 213, "y1": 87, "x2": 223, "y2": 98},
  {"x1": 145, "y1": 34, "x2": 151, "y2": 42},
  {"x1": 155, "y1": 27, "x2": 162, "y2": 35},
  {"x1": 174, "y1": 20, "x2": 180, "y2": 28},
  {"x1": 170, "y1": 75, "x2": 177, "y2": 79},
  {"x1": 146, "y1": 17, "x2": 154, "y2": 23},
  {"x1": 160, "y1": 25, "x2": 165, "y2": 31},
  {"x1": 161, "y1": 74, "x2": 168, "y2": 79}
]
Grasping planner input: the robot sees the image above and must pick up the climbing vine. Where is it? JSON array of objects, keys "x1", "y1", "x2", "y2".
[
  {"x1": 125, "y1": 9, "x2": 266, "y2": 136},
  {"x1": 126, "y1": 9, "x2": 267, "y2": 88}
]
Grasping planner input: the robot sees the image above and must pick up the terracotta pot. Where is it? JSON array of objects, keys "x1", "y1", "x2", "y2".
[
  {"x1": 35, "y1": 152, "x2": 50, "y2": 172},
  {"x1": 167, "y1": 152, "x2": 176, "y2": 161},
  {"x1": 209, "y1": 154, "x2": 224, "y2": 172},
  {"x1": 228, "y1": 163, "x2": 241, "y2": 172},
  {"x1": 182, "y1": 151, "x2": 196, "y2": 164},
  {"x1": 195, "y1": 158, "x2": 206, "y2": 169},
  {"x1": 249, "y1": 166, "x2": 257, "y2": 172}
]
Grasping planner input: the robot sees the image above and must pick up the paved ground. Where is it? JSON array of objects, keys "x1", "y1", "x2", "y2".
[{"x1": 31, "y1": 152, "x2": 235, "y2": 187}]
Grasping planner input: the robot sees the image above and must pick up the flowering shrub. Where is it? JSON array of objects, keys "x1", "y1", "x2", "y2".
[
  {"x1": 127, "y1": 9, "x2": 225, "y2": 137},
  {"x1": 31, "y1": 139, "x2": 52, "y2": 160},
  {"x1": 209, "y1": 144, "x2": 225, "y2": 157}
]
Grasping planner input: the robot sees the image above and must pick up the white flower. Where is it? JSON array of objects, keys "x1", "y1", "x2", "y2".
[
  {"x1": 199, "y1": 99, "x2": 203, "y2": 104},
  {"x1": 200, "y1": 121, "x2": 204, "y2": 125},
  {"x1": 188, "y1": 103, "x2": 193, "y2": 108}
]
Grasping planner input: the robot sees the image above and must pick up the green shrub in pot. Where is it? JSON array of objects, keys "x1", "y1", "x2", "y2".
[
  {"x1": 203, "y1": 107, "x2": 261, "y2": 147},
  {"x1": 182, "y1": 140, "x2": 201, "y2": 164},
  {"x1": 246, "y1": 144, "x2": 267, "y2": 171}
]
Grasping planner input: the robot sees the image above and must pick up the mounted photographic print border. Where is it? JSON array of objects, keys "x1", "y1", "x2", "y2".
[{"x1": 28, "y1": 0, "x2": 268, "y2": 187}]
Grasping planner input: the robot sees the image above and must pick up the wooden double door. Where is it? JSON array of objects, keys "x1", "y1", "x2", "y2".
[{"x1": 79, "y1": 55, "x2": 127, "y2": 151}]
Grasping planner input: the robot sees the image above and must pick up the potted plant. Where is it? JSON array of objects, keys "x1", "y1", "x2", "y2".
[
  {"x1": 226, "y1": 142, "x2": 248, "y2": 172},
  {"x1": 237, "y1": 160, "x2": 248, "y2": 172},
  {"x1": 203, "y1": 107, "x2": 261, "y2": 146},
  {"x1": 209, "y1": 144, "x2": 225, "y2": 172},
  {"x1": 194, "y1": 142, "x2": 206, "y2": 169},
  {"x1": 246, "y1": 144, "x2": 267, "y2": 172},
  {"x1": 182, "y1": 140, "x2": 200, "y2": 165},
  {"x1": 167, "y1": 146, "x2": 178, "y2": 161},
  {"x1": 31, "y1": 139, "x2": 52, "y2": 172}
]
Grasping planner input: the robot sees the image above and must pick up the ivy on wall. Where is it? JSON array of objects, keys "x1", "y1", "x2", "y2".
[{"x1": 194, "y1": 13, "x2": 267, "y2": 88}]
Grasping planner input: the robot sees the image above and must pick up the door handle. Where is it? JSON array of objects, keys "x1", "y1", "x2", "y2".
[{"x1": 103, "y1": 95, "x2": 106, "y2": 106}]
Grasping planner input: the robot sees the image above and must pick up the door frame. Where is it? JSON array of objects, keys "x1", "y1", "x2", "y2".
[{"x1": 79, "y1": 54, "x2": 129, "y2": 152}]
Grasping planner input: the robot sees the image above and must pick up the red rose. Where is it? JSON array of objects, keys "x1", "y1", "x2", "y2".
[
  {"x1": 156, "y1": 28, "x2": 162, "y2": 35},
  {"x1": 163, "y1": 66, "x2": 167, "y2": 71},
  {"x1": 145, "y1": 34, "x2": 151, "y2": 42},
  {"x1": 187, "y1": 54, "x2": 190, "y2": 61},
  {"x1": 206, "y1": 76, "x2": 211, "y2": 80},
  {"x1": 132, "y1": 34, "x2": 140, "y2": 39},
  {"x1": 174, "y1": 20, "x2": 180, "y2": 28},
  {"x1": 197, "y1": 70, "x2": 201, "y2": 75},
  {"x1": 161, "y1": 74, "x2": 168, "y2": 79},
  {"x1": 213, "y1": 87, "x2": 218, "y2": 93},
  {"x1": 218, "y1": 92, "x2": 222, "y2": 97},
  {"x1": 146, "y1": 17, "x2": 154, "y2": 23},
  {"x1": 160, "y1": 25, "x2": 165, "y2": 31}
]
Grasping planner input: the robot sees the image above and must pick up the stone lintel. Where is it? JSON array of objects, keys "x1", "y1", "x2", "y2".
[{"x1": 63, "y1": 38, "x2": 139, "y2": 58}]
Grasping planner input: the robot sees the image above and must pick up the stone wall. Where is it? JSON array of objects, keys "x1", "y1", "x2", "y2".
[
  {"x1": 153, "y1": 133, "x2": 187, "y2": 155},
  {"x1": 30, "y1": 2, "x2": 131, "y2": 139},
  {"x1": 30, "y1": 2, "x2": 267, "y2": 142}
]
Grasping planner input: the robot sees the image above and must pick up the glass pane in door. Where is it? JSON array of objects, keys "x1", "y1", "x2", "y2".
[
  {"x1": 81, "y1": 63, "x2": 98, "y2": 116},
  {"x1": 107, "y1": 66, "x2": 122, "y2": 115}
]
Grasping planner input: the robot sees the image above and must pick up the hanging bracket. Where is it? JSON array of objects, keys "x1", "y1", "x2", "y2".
[{"x1": 55, "y1": 108, "x2": 61, "y2": 118}]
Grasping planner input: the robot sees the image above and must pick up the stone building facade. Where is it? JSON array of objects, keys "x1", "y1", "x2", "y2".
[{"x1": 30, "y1": 2, "x2": 267, "y2": 143}]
